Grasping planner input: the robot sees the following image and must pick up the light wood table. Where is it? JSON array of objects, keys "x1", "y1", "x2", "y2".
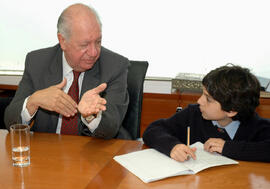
[{"x1": 1, "y1": 129, "x2": 270, "y2": 189}]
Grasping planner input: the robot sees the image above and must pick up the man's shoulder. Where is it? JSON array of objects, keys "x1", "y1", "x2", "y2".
[
  {"x1": 100, "y1": 47, "x2": 129, "y2": 65},
  {"x1": 27, "y1": 44, "x2": 61, "y2": 58},
  {"x1": 25, "y1": 44, "x2": 62, "y2": 71},
  {"x1": 98, "y1": 47, "x2": 130, "y2": 77}
]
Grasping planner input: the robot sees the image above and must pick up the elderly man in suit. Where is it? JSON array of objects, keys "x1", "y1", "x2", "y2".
[{"x1": 4, "y1": 3, "x2": 131, "y2": 139}]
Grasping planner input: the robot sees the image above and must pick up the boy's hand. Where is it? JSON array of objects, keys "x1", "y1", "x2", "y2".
[
  {"x1": 170, "y1": 144, "x2": 197, "y2": 162},
  {"x1": 204, "y1": 138, "x2": 225, "y2": 153}
]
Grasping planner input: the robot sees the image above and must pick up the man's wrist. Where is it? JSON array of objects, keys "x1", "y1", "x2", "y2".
[
  {"x1": 85, "y1": 114, "x2": 97, "y2": 123},
  {"x1": 26, "y1": 94, "x2": 39, "y2": 116}
]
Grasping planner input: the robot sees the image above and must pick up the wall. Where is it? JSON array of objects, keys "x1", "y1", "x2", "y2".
[{"x1": 1, "y1": 0, "x2": 270, "y2": 78}]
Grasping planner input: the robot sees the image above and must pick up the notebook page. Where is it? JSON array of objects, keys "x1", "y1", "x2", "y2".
[
  {"x1": 113, "y1": 149, "x2": 194, "y2": 183},
  {"x1": 183, "y1": 142, "x2": 239, "y2": 173}
]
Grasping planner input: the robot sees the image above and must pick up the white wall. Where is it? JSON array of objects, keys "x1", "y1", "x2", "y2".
[
  {"x1": 0, "y1": 73, "x2": 172, "y2": 94},
  {"x1": 1, "y1": 0, "x2": 270, "y2": 78}
]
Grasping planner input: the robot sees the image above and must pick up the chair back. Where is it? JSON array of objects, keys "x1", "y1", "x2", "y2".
[
  {"x1": 122, "y1": 60, "x2": 148, "y2": 139},
  {"x1": 0, "y1": 97, "x2": 13, "y2": 129}
]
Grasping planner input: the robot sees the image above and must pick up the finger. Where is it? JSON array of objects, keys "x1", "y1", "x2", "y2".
[
  {"x1": 171, "y1": 151, "x2": 187, "y2": 162},
  {"x1": 55, "y1": 78, "x2": 67, "y2": 89},
  {"x1": 97, "y1": 97, "x2": 107, "y2": 105},
  {"x1": 55, "y1": 99, "x2": 76, "y2": 117},
  {"x1": 209, "y1": 146, "x2": 221, "y2": 153},
  {"x1": 204, "y1": 140, "x2": 211, "y2": 151},
  {"x1": 186, "y1": 147, "x2": 196, "y2": 160},
  {"x1": 175, "y1": 145, "x2": 194, "y2": 161},
  {"x1": 56, "y1": 94, "x2": 78, "y2": 116},
  {"x1": 55, "y1": 91, "x2": 78, "y2": 112},
  {"x1": 208, "y1": 141, "x2": 223, "y2": 153},
  {"x1": 85, "y1": 105, "x2": 99, "y2": 116},
  {"x1": 191, "y1": 147, "x2": 197, "y2": 152},
  {"x1": 100, "y1": 105, "x2": 106, "y2": 111},
  {"x1": 204, "y1": 143, "x2": 212, "y2": 152},
  {"x1": 205, "y1": 140, "x2": 220, "y2": 152},
  {"x1": 96, "y1": 101, "x2": 107, "y2": 110},
  {"x1": 62, "y1": 92, "x2": 78, "y2": 109},
  {"x1": 93, "y1": 83, "x2": 107, "y2": 94}
]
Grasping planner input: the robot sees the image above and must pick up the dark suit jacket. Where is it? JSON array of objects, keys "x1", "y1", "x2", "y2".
[{"x1": 4, "y1": 44, "x2": 131, "y2": 139}]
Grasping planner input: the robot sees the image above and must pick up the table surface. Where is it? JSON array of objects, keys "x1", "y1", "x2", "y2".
[{"x1": 1, "y1": 129, "x2": 270, "y2": 189}]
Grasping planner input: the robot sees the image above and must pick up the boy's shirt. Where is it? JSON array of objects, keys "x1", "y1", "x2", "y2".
[{"x1": 212, "y1": 120, "x2": 240, "y2": 139}]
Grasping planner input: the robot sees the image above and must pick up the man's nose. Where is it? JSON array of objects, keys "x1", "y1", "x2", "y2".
[{"x1": 86, "y1": 44, "x2": 98, "y2": 57}]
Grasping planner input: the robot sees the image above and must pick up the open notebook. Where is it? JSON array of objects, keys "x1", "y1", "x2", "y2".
[{"x1": 113, "y1": 142, "x2": 238, "y2": 183}]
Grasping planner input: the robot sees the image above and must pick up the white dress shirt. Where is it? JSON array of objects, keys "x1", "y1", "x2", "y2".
[{"x1": 21, "y1": 53, "x2": 102, "y2": 134}]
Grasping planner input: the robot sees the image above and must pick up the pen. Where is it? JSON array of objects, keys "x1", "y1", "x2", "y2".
[{"x1": 187, "y1": 126, "x2": 190, "y2": 147}]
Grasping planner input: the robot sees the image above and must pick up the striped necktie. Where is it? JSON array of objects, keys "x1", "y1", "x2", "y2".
[{"x1": 61, "y1": 70, "x2": 81, "y2": 135}]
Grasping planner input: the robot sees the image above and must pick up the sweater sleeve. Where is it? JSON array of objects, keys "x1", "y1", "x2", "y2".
[
  {"x1": 222, "y1": 117, "x2": 270, "y2": 162},
  {"x1": 142, "y1": 106, "x2": 192, "y2": 156},
  {"x1": 222, "y1": 140, "x2": 270, "y2": 162}
]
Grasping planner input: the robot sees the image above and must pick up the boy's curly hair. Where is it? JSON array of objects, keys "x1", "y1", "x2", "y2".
[{"x1": 202, "y1": 65, "x2": 260, "y2": 121}]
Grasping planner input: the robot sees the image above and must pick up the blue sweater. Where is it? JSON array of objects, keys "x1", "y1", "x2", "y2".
[{"x1": 143, "y1": 104, "x2": 270, "y2": 162}]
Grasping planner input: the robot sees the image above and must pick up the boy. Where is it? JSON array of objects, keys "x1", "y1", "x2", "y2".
[{"x1": 143, "y1": 65, "x2": 270, "y2": 162}]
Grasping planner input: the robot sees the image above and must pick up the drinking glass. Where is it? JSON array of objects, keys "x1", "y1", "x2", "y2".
[{"x1": 10, "y1": 124, "x2": 30, "y2": 167}]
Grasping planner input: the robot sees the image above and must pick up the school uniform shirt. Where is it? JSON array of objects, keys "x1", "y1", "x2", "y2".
[{"x1": 143, "y1": 104, "x2": 270, "y2": 162}]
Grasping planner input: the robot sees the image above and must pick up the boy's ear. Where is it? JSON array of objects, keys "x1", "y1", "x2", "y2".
[{"x1": 226, "y1": 110, "x2": 238, "y2": 118}]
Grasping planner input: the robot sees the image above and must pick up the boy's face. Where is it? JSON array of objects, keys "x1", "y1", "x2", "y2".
[{"x1": 197, "y1": 87, "x2": 236, "y2": 126}]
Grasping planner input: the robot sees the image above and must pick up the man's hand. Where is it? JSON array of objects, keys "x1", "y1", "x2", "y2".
[
  {"x1": 26, "y1": 78, "x2": 78, "y2": 117},
  {"x1": 204, "y1": 138, "x2": 225, "y2": 153},
  {"x1": 78, "y1": 83, "x2": 107, "y2": 118},
  {"x1": 170, "y1": 144, "x2": 197, "y2": 162}
]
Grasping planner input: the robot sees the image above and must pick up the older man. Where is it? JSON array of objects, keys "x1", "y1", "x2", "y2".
[{"x1": 5, "y1": 3, "x2": 131, "y2": 139}]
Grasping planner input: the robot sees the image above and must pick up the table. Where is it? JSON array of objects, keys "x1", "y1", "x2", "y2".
[{"x1": 0, "y1": 130, "x2": 270, "y2": 189}]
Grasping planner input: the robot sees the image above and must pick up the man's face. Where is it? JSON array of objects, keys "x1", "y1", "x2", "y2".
[
  {"x1": 59, "y1": 18, "x2": 102, "y2": 72},
  {"x1": 197, "y1": 87, "x2": 228, "y2": 122}
]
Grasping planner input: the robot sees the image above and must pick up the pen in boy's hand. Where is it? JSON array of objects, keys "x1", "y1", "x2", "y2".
[{"x1": 187, "y1": 126, "x2": 190, "y2": 147}]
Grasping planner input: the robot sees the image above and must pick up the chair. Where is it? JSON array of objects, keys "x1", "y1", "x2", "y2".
[
  {"x1": 122, "y1": 61, "x2": 149, "y2": 140},
  {"x1": 0, "y1": 96, "x2": 13, "y2": 129}
]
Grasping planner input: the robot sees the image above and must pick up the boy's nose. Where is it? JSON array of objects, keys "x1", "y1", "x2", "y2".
[{"x1": 197, "y1": 95, "x2": 203, "y2": 105}]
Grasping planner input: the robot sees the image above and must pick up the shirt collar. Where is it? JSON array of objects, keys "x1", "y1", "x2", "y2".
[
  {"x1": 212, "y1": 120, "x2": 240, "y2": 139},
  {"x1": 62, "y1": 53, "x2": 73, "y2": 77}
]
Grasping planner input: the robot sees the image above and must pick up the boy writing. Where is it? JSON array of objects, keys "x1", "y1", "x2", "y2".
[{"x1": 143, "y1": 65, "x2": 270, "y2": 162}]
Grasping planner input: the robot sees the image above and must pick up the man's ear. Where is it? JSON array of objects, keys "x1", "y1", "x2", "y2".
[
  {"x1": 57, "y1": 33, "x2": 66, "y2": 50},
  {"x1": 226, "y1": 110, "x2": 238, "y2": 118}
]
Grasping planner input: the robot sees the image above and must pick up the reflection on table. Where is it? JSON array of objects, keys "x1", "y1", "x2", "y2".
[{"x1": 0, "y1": 129, "x2": 270, "y2": 189}]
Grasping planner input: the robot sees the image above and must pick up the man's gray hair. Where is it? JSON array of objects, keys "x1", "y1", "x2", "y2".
[{"x1": 57, "y1": 3, "x2": 102, "y2": 39}]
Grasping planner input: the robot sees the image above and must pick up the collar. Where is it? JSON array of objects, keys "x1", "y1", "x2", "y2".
[
  {"x1": 212, "y1": 120, "x2": 240, "y2": 139},
  {"x1": 62, "y1": 53, "x2": 73, "y2": 77}
]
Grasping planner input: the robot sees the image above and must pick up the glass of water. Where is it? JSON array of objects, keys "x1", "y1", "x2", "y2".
[{"x1": 10, "y1": 124, "x2": 30, "y2": 167}]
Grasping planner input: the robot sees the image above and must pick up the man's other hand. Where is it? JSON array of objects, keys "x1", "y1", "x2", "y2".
[
  {"x1": 78, "y1": 83, "x2": 107, "y2": 118},
  {"x1": 26, "y1": 78, "x2": 78, "y2": 117}
]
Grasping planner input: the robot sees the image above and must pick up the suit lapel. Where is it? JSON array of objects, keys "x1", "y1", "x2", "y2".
[
  {"x1": 80, "y1": 60, "x2": 100, "y2": 98},
  {"x1": 45, "y1": 45, "x2": 63, "y2": 131},
  {"x1": 45, "y1": 46, "x2": 63, "y2": 87}
]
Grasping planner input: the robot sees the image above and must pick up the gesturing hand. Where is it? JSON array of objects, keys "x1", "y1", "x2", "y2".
[
  {"x1": 170, "y1": 144, "x2": 197, "y2": 162},
  {"x1": 27, "y1": 78, "x2": 78, "y2": 117},
  {"x1": 78, "y1": 83, "x2": 107, "y2": 118},
  {"x1": 204, "y1": 138, "x2": 225, "y2": 153}
]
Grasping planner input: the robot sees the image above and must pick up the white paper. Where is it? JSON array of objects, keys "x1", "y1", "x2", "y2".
[{"x1": 113, "y1": 142, "x2": 238, "y2": 183}]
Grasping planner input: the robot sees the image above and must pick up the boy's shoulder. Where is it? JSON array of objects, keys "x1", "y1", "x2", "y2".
[
  {"x1": 178, "y1": 104, "x2": 202, "y2": 117},
  {"x1": 185, "y1": 104, "x2": 200, "y2": 112},
  {"x1": 249, "y1": 113, "x2": 270, "y2": 125}
]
